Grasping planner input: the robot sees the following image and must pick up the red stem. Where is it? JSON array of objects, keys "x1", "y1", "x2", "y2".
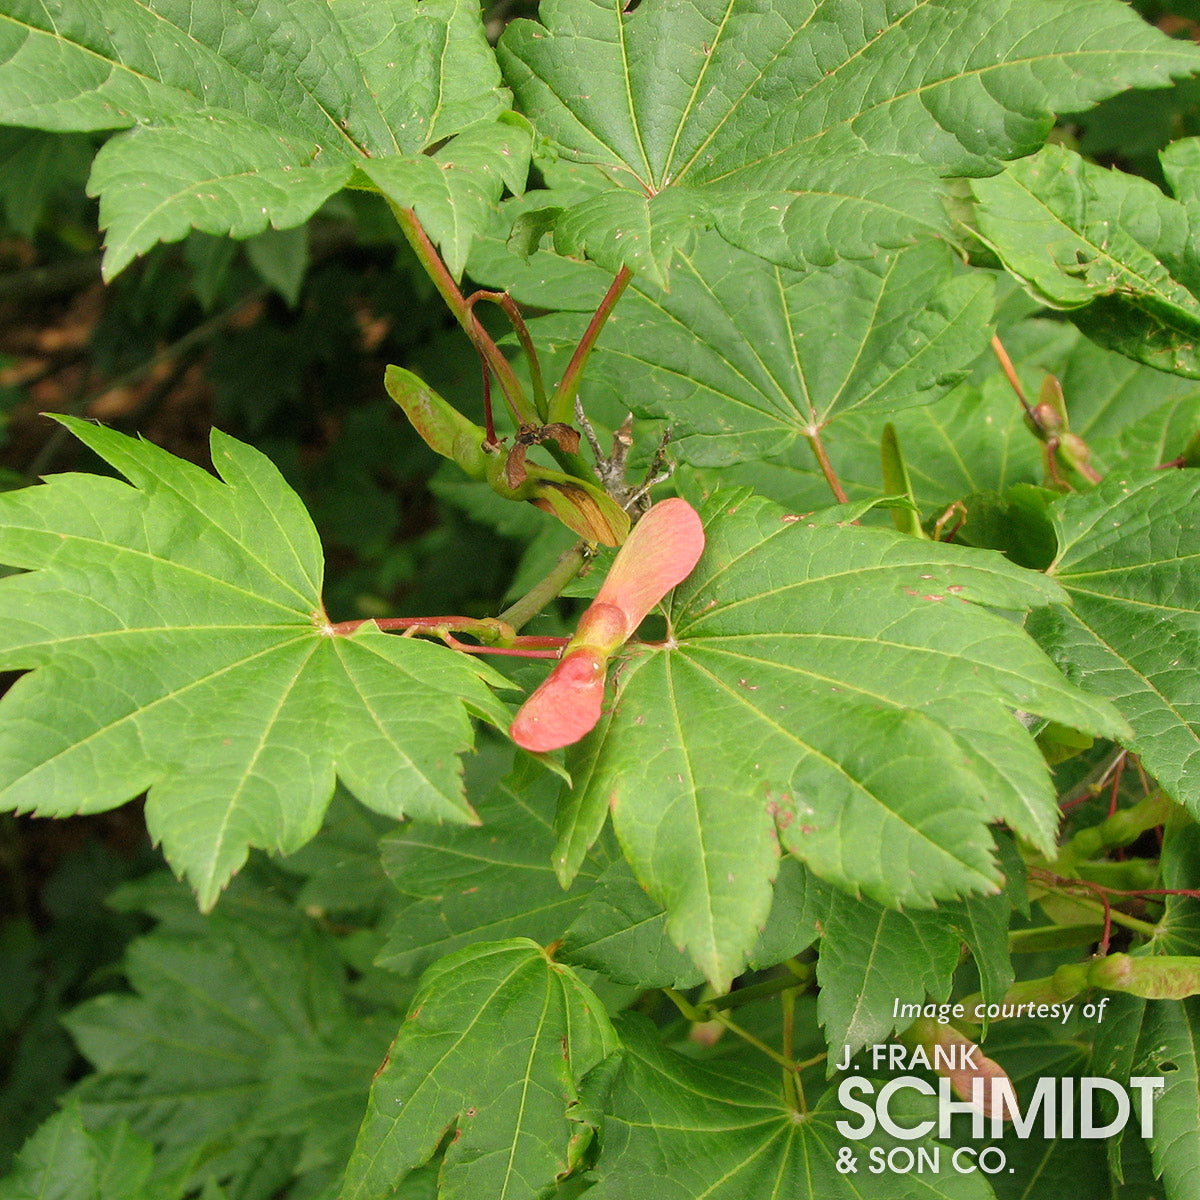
[
  {"x1": 805, "y1": 427, "x2": 849, "y2": 505},
  {"x1": 991, "y1": 334, "x2": 1034, "y2": 419},
  {"x1": 390, "y1": 204, "x2": 537, "y2": 427},
  {"x1": 443, "y1": 636, "x2": 563, "y2": 659},
  {"x1": 481, "y1": 360, "x2": 497, "y2": 445},
  {"x1": 1099, "y1": 892, "x2": 1113, "y2": 956},
  {"x1": 327, "y1": 615, "x2": 569, "y2": 658},
  {"x1": 548, "y1": 267, "x2": 633, "y2": 425},
  {"x1": 467, "y1": 289, "x2": 548, "y2": 420}
]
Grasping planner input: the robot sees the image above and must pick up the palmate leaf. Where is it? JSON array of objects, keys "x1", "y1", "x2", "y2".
[
  {"x1": 1028, "y1": 471, "x2": 1200, "y2": 814},
  {"x1": 0, "y1": 1105, "x2": 176, "y2": 1200},
  {"x1": 528, "y1": 234, "x2": 993, "y2": 467},
  {"x1": 63, "y1": 878, "x2": 388, "y2": 1189},
  {"x1": 1094, "y1": 988, "x2": 1200, "y2": 1198},
  {"x1": 0, "y1": 417, "x2": 509, "y2": 907},
  {"x1": 583, "y1": 1015, "x2": 995, "y2": 1200},
  {"x1": 1090, "y1": 819, "x2": 1200, "y2": 1198},
  {"x1": 377, "y1": 755, "x2": 614, "y2": 976},
  {"x1": 810, "y1": 880, "x2": 1011, "y2": 1059},
  {"x1": 678, "y1": 313, "x2": 1200, "y2": 529},
  {"x1": 551, "y1": 493, "x2": 1126, "y2": 988},
  {"x1": 971, "y1": 144, "x2": 1200, "y2": 378},
  {"x1": 498, "y1": 0, "x2": 1199, "y2": 283},
  {"x1": 344, "y1": 939, "x2": 617, "y2": 1200},
  {"x1": 0, "y1": 0, "x2": 527, "y2": 278}
]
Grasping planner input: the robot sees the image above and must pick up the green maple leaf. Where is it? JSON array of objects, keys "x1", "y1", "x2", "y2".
[
  {"x1": 0, "y1": 1105, "x2": 174, "y2": 1200},
  {"x1": 551, "y1": 493, "x2": 1126, "y2": 988},
  {"x1": 498, "y1": 0, "x2": 1200, "y2": 284},
  {"x1": 1028, "y1": 471, "x2": 1200, "y2": 815},
  {"x1": 808, "y1": 878, "x2": 1011, "y2": 1059},
  {"x1": 343, "y1": 939, "x2": 617, "y2": 1200},
  {"x1": 62, "y1": 878, "x2": 387, "y2": 1189},
  {"x1": 0, "y1": 418, "x2": 509, "y2": 907},
  {"x1": 583, "y1": 1015, "x2": 994, "y2": 1200},
  {"x1": 1094, "y1": 989, "x2": 1200, "y2": 1197},
  {"x1": 0, "y1": 0, "x2": 527, "y2": 278},
  {"x1": 529, "y1": 235, "x2": 993, "y2": 467},
  {"x1": 377, "y1": 755, "x2": 614, "y2": 976},
  {"x1": 971, "y1": 144, "x2": 1200, "y2": 377},
  {"x1": 1089, "y1": 819, "x2": 1200, "y2": 1198}
]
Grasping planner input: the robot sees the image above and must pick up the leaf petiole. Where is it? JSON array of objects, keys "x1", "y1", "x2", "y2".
[
  {"x1": 548, "y1": 266, "x2": 633, "y2": 426},
  {"x1": 804, "y1": 425, "x2": 849, "y2": 504},
  {"x1": 326, "y1": 614, "x2": 568, "y2": 657},
  {"x1": 665, "y1": 989, "x2": 800, "y2": 1075},
  {"x1": 466, "y1": 288, "x2": 548, "y2": 419},
  {"x1": 388, "y1": 201, "x2": 539, "y2": 428}
]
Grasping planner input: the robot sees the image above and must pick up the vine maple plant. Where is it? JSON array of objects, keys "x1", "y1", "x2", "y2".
[{"x1": 2, "y1": 2, "x2": 1200, "y2": 1198}]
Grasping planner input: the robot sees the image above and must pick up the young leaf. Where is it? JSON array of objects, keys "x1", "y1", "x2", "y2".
[
  {"x1": 0, "y1": 1, "x2": 525, "y2": 279},
  {"x1": 498, "y1": 0, "x2": 1199, "y2": 280},
  {"x1": 1027, "y1": 471, "x2": 1200, "y2": 815},
  {"x1": 553, "y1": 493, "x2": 1127, "y2": 988},
  {"x1": 0, "y1": 417, "x2": 509, "y2": 908},
  {"x1": 343, "y1": 940, "x2": 617, "y2": 1200},
  {"x1": 583, "y1": 1015, "x2": 994, "y2": 1200},
  {"x1": 528, "y1": 236, "x2": 994, "y2": 467},
  {"x1": 971, "y1": 144, "x2": 1200, "y2": 377}
]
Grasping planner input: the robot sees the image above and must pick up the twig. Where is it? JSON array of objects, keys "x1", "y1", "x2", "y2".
[{"x1": 497, "y1": 540, "x2": 590, "y2": 632}]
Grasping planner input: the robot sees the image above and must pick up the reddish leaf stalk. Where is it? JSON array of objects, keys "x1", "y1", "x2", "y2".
[
  {"x1": 990, "y1": 334, "x2": 1034, "y2": 418},
  {"x1": 547, "y1": 266, "x2": 633, "y2": 425},
  {"x1": 326, "y1": 614, "x2": 568, "y2": 658},
  {"x1": 390, "y1": 203, "x2": 538, "y2": 428},
  {"x1": 466, "y1": 289, "x2": 548, "y2": 419},
  {"x1": 804, "y1": 427, "x2": 849, "y2": 505},
  {"x1": 480, "y1": 359, "x2": 497, "y2": 445}
]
